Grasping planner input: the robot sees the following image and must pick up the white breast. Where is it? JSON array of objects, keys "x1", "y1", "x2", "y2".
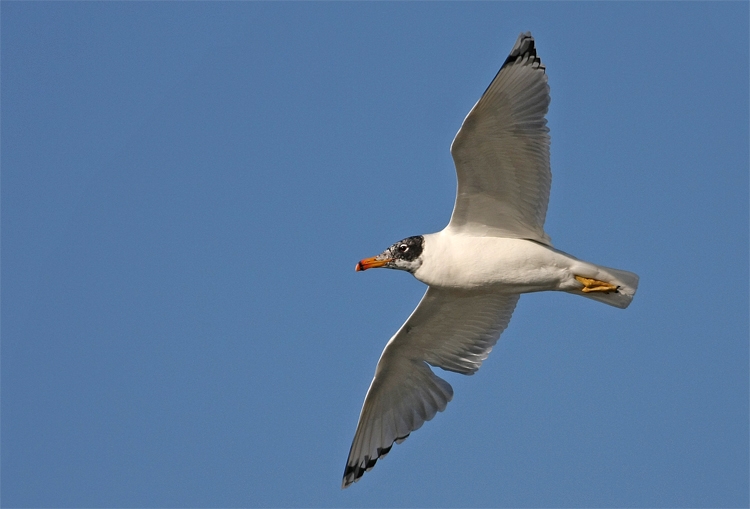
[{"x1": 414, "y1": 231, "x2": 577, "y2": 292}]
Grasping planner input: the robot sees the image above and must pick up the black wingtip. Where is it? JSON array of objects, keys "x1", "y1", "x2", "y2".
[
  {"x1": 342, "y1": 457, "x2": 374, "y2": 488},
  {"x1": 341, "y1": 434, "x2": 410, "y2": 488},
  {"x1": 474, "y1": 32, "x2": 546, "y2": 102},
  {"x1": 500, "y1": 31, "x2": 544, "y2": 72},
  {"x1": 341, "y1": 453, "x2": 383, "y2": 488}
]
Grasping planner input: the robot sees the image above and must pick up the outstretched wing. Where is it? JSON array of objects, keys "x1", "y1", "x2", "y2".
[
  {"x1": 342, "y1": 288, "x2": 519, "y2": 488},
  {"x1": 449, "y1": 32, "x2": 552, "y2": 245}
]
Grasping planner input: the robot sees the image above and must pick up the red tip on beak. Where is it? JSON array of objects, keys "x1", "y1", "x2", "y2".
[{"x1": 355, "y1": 256, "x2": 390, "y2": 272}]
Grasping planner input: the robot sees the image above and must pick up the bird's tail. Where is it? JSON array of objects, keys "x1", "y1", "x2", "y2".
[{"x1": 571, "y1": 264, "x2": 639, "y2": 309}]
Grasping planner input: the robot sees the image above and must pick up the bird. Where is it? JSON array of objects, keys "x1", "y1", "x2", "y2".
[{"x1": 342, "y1": 32, "x2": 639, "y2": 488}]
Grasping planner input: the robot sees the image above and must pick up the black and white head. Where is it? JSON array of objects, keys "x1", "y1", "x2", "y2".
[{"x1": 355, "y1": 236, "x2": 424, "y2": 274}]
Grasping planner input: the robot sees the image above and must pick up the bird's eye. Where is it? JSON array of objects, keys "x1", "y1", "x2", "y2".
[{"x1": 398, "y1": 244, "x2": 408, "y2": 252}]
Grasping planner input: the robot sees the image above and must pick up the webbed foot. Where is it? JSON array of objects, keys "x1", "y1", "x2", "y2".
[{"x1": 575, "y1": 275, "x2": 619, "y2": 293}]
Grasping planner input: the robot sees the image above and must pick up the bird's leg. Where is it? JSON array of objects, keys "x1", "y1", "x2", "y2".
[{"x1": 575, "y1": 275, "x2": 619, "y2": 293}]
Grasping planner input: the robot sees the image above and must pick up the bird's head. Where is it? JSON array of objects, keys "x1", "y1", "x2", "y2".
[{"x1": 356, "y1": 235, "x2": 424, "y2": 274}]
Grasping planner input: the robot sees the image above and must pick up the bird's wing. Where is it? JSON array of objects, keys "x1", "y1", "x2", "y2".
[
  {"x1": 342, "y1": 287, "x2": 519, "y2": 488},
  {"x1": 449, "y1": 32, "x2": 552, "y2": 245}
]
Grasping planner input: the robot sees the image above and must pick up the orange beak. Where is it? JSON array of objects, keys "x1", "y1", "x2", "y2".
[{"x1": 355, "y1": 256, "x2": 391, "y2": 271}]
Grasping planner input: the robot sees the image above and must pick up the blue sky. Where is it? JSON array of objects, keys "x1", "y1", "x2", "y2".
[{"x1": 2, "y1": 2, "x2": 748, "y2": 507}]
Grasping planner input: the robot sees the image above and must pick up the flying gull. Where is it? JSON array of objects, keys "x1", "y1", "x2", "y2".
[{"x1": 343, "y1": 32, "x2": 639, "y2": 488}]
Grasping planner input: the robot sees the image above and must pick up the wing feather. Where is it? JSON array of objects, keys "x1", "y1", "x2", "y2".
[
  {"x1": 449, "y1": 32, "x2": 552, "y2": 244},
  {"x1": 342, "y1": 288, "x2": 519, "y2": 487}
]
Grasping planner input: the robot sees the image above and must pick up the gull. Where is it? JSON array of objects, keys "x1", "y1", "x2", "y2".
[{"x1": 342, "y1": 32, "x2": 639, "y2": 488}]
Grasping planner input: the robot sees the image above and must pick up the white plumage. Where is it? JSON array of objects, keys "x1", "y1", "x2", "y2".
[{"x1": 343, "y1": 32, "x2": 638, "y2": 488}]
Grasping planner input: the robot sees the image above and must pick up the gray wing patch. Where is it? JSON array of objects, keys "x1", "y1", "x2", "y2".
[
  {"x1": 449, "y1": 31, "x2": 552, "y2": 244},
  {"x1": 342, "y1": 289, "x2": 519, "y2": 488}
]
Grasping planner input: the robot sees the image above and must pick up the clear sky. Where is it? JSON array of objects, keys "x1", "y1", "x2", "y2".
[{"x1": 2, "y1": 2, "x2": 748, "y2": 507}]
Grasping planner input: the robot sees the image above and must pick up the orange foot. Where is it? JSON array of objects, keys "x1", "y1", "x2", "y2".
[{"x1": 575, "y1": 275, "x2": 619, "y2": 293}]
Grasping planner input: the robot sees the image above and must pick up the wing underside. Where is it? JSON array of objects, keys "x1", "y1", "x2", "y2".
[
  {"x1": 342, "y1": 288, "x2": 519, "y2": 487},
  {"x1": 449, "y1": 32, "x2": 552, "y2": 245}
]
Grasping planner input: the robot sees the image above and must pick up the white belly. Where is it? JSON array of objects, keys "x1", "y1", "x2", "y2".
[{"x1": 413, "y1": 232, "x2": 583, "y2": 293}]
